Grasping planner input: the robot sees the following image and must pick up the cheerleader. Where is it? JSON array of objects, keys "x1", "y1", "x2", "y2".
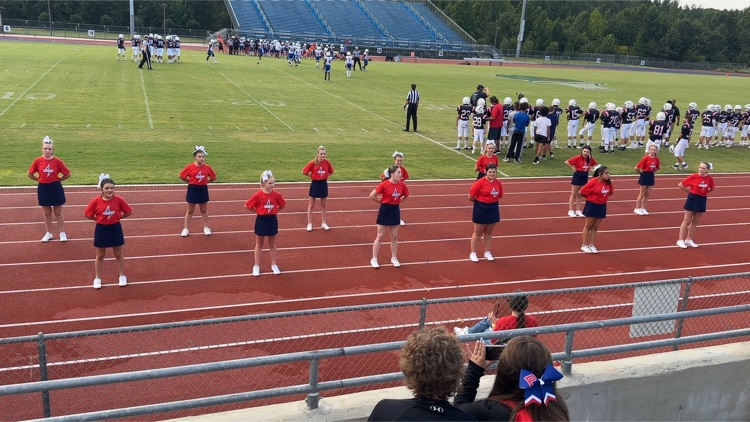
[
  {"x1": 634, "y1": 144, "x2": 661, "y2": 215},
  {"x1": 370, "y1": 166, "x2": 409, "y2": 268},
  {"x1": 302, "y1": 146, "x2": 334, "y2": 231},
  {"x1": 474, "y1": 142, "x2": 498, "y2": 179},
  {"x1": 380, "y1": 151, "x2": 409, "y2": 225},
  {"x1": 564, "y1": 146, "x2": 598, "y2": 217},
  {"x1": 677, "y1": 162, "x2": 715, "y2": 248},
  {"x1": 27, "y1": 136, "x2": 71, "y2": 242},
  {"x1": 579, "y1": 166, "x2": 614, "y2": 254},
  {"x1": 245, "y1": 170, "x2": 286, "y2": 276},
  {"x1": 84, "y1": 175, "x2": 133, "y2": 289},
  {"x1": 179, "y1": 146, "x2": 217, "y2": 237},
  {"x1": 468, "y1": 163, "x2": 503, "y2": 262}
]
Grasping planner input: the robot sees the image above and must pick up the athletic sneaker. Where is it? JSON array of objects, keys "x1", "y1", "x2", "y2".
[
  {"x1": 390, "y1": 257, "x2": 401, "y2": 268},
  {"x1": 400, "y1": 219, "x2": 405, "y2": 226},
  {"x1": 568, "y1": 210, "x2": 576, "y2": 217},
  {"x1": 634, "y1": 208, "x2": 644, "y2": 215},
  {"x1": 685, "y1": 239, "x2": 699, "y2": 248},
  {"x1": 581, "y1": 245, "x2": 592, "y2": 253},
  {"x1": 370, "y1": 258, "x2": 380, "y2": 269},
  {"x1": 271, "y1": 264, "x2": 281, "y2": 275},
  {"x1": 589, "y1": 245, "x2": 599, "y2": 254},
  {"x1": 676, "y1": 240, "x2": 688, "y2": 249},
  {"x1": 483, "y1": 251, "x2": 495, "y2": 262},
  {"x1": 533, "y1": 157, "x2": 540, "y2": 164},
  {"x1": 59, "y1": 232, "x2": 68, "y2": 242},
  {"x1": 93, "y1": 277, "x2": 102, "y2": 289},
  {"x1": 575, "y1": 210, "x2": 585, "y2": 218},
  {"x1": 118, "y1": 275, "x2": 127, "y2": 287},
  {"x1": 41, "y1": 232, "x2": 53, "y2": 243},
  {"x1": 641, "y1": 209, "x2": 649, "y2": 215},
  {"x1": 180, "y1": 228, "x2": 189, "y2": 237},
  {"x1": 671, "y1": 164, "x2": 679, "y2": 170},
  {"x1": 252, "y1": 265, "x2": 260, "y2": 277},
  {"x1": 321, "y1": 223, "x2": 330, "y2": 231},
  {"x1": 549, "y1": 153, "x2": 554, "y2": 159},
  {"x1": 203, "y1": 227, "x2": 212, "y2": 236},
  {"x1": 502, "y1": 158, "x2": 510, "y2": 162},
  {"x1": 306, "y1": 223, "x2": 313, "y2": 232},
  {"x1": 469, "y1": 252, "x2": 480, "y2": 262},
  {"x1": 454, "y1": 327, "x2": 469, "y2": 336}
]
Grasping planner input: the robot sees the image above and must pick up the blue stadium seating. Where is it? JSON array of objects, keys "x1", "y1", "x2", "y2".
[
  {"x1": 408, "y1": 2, "x2": 464, "y2": 43},
  {"x1": 259, "y1": 0, "x2": 329, "y2": 37},
  {"x1": 362, "y1": 0, "x2": 433, "y2": 42},
  {"x1": 311, "y1": 0, "x2": 382, "y2": 40}
]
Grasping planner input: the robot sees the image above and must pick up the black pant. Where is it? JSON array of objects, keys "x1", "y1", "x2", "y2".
[
  {"x1": 139, "y1": 50, "x2": 152, "y2": 69},
  {"x1": 405, "y1": 105, "x2": 418, "y2": 131},
  {"x1": 507, "y1": 131, "x2": 525, "y2": 161},
  {"x1": 353, "y1": 57, "x2": 362, "y2": 70}
]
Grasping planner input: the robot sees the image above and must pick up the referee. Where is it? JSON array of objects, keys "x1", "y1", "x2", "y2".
[{"x1": 403, "y1": 83, "x2": 419, "y2": 132}]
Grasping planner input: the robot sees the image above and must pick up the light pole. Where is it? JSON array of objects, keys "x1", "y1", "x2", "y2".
[
  {"x1": 516, "y1": 0, "x2": 527, "y2": 58},
  {"x1": 494, "y1": 26, "x2": 499, "y2": 48},
  {"x1": 162, "y1": 3, "x2": 166, "y2": 36},
  {"x1": 47, "y1": 0, "x2": 53, "y2": 36}
]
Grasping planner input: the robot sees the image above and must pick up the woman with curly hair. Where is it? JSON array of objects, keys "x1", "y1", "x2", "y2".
[
  {"x1": 455, "y1": 336, "x2": 570, "y2": 421},
  {"x1": 368, "y1": 326, "x2": 474, "y2": 421}
]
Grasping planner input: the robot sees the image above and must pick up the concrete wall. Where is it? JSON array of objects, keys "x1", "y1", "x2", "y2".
[{"x1": 171, "y1": 341, "x2": 750, "y2": 421}]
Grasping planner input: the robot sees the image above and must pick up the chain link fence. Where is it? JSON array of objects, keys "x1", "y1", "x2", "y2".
[{"x1": 0, "y1": 273, "x2": 748, "y2": 419}]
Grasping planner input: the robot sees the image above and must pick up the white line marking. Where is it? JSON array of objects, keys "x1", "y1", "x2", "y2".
[
  {"x1": 19, "y1": 123, "x2": 26, "y2": 128},
  {"x1": 212, "y1": 68, "x2": 294, "y2": 130},
  {"x1": 138, "y1": 69, "x2": 154, "y2": 129},
  {"x1": 0, "y1": 53, "x2": 76, "y2": 118}
]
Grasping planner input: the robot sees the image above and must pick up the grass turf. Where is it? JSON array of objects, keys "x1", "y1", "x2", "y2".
[{"x1": 2, "y1": 40, "x2": 748, "y2": 186}]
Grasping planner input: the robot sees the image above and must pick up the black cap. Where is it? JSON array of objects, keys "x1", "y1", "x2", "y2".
[{"x1": 477, "y1": 84, "x2": 484, "y2": 90}]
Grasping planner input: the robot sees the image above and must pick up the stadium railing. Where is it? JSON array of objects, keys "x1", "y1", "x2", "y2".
[{"x1": 0, "y1": 273, "x2": 748, "y2": 419}]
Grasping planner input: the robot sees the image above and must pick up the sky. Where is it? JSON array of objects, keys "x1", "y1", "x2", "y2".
[{"x1": 677, "y1": 0, "x2": 750, "y2": 10}]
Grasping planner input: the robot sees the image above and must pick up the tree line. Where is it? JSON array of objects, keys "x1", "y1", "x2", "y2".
[{"x1": 2, "y1": 0, "x2": 748, "y2": 64}]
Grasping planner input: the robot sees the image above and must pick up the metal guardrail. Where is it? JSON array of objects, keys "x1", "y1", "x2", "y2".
[
  {"x1": 0, "y1": 273, "x2": 748, "y2": 419},
  {"x1": 1, "y1": 305, "x2": 748, "y2": 421}
]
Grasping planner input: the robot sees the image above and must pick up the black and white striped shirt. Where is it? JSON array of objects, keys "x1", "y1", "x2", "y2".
[{"x1": 406, "y1": 90, "x2": 420, "y2": 105}]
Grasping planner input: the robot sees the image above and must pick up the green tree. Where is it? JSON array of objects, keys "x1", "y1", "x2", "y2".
[{"x1": 100, "y1": 15, "x2": 114, "y2": 26}]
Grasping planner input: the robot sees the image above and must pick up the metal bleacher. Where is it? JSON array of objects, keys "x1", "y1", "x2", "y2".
[
  {"x1": 363, "y1": 0, "x2": 435, "y2": 42},
  {"x1": 258, "y1": 0, "x2": 328, "y2": 38},
  {"x1": 312, "y1": 0, "x2": 383, "y2": 40},
  {"x1": 408, "y1": 1, "x2": 463, "y2": 44}
]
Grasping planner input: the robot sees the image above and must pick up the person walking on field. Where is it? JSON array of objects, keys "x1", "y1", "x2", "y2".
[
  {"x1": 403, "y1": 83, "x2": 419, "y2": 132},
  {"x1": 179, "y1": 146, "x2": 217, "y2": 237},
  {"x1": 28, "y1": 136, "x2": 71, "y2": 243}
]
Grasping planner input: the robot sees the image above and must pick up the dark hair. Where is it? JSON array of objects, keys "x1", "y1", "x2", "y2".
[
  {"x1": 411, "y1": 83, "x2": 417, "y2": 90},
  {"x1": 540, "y1": 106, "x2": 550, "y2": 116},
  {"x1": 594, "y1": 166, "x2": 611, "y2": 185},
  {"x1": 485, "y1": 163, "x2": 497, "y2": 171},
  {"x1": 509, "y1": 293, "x2": 529, "y2": 329},
  {"x1": 99, "y1": 178, "x2": 115, "y2": 189},
  {"x1": 489, "y1": 96, "x2": 499, "y2": 104},
  {"x1": 519, "y1": 102, "x2": 529, "y2": 111},
  {"x1": 488, "y1": 336, "x2": 570, "y2": 421},
  {"x1": 581, "y1": 145, "x2": 592, "y2": 165},
  {"x1": 400, "y1": 326, "x2": 465, "y2": 401},
  {"x1": 386, "y1": 165, "x2": 400, "y2": 179}
]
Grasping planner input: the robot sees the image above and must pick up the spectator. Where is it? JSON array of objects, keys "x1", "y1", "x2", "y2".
[
  {"x1": 368, "y1": 326, "x2": 475, "y2": 421},
  {"x1": 454, "y1": 336, "x2": 570, "y2": 421},
  {"x1": 454, "y1": 293, "x2": 538, "y2": 344}
]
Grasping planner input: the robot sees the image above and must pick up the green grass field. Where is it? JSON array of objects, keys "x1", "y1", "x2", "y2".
[{"x1": 2, "y1": 40, "x2": 748, "y2": 186}]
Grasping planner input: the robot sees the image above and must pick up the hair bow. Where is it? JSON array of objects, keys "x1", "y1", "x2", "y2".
[
  {"x1": 518, "y1": 364, "x2": 563, "y2": 407},
  {"x1": 706, "y1": 161, "x2": 713, "y2": 170},
  {"x1": 592, "y1": 164, "x2": 602, "y2": 171},
  {"x1": 43, "y1": 135, "x2": 53, "y2": 144},
  {"x1": 261, "y1": 170, "x2": 273, "y2": 182},
  {"x1": 194, "y1": 145, "x2": 207, "y2": 155},
  {"x1": 392, "y1": 151, "x2": 403, "y2": 158},
  {"x1": 98, "y1": 173, "x2": 110, "y2": 187},
  {"x1": 383, "y1": 168, "x2": 391, "y2": 179}
]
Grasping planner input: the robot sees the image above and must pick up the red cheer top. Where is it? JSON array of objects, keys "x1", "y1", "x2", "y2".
[
  {"x1": 680, "y1": 173, "x2": 715, "y2": 196},
  {"x1": 566, "y1": 155, "x2": 598, "y2": 173},
  {"x1": 375, "y1": 180, "x2": 409, "y2": 205},
  {"x1": 84, "y1": 195, "x2": 133, "y2": 225},
  {"x1": 636, "y1": 155, "x2": 661, "y2": 173},
  {"x1": 476, "y1": 154, "x2": 499, "y2": 174},
  {"x1": 245, "y1": 190, "x2": 286, "y2": 215},
  {"x1": 469, "y1": 177, "x2": 504, "y2": 204},
  {"x1": 579, "y1": 178, "x2": 614, "y2": 204},
  {"x1": 28, "y1": 157, "x2": 70, "y2": 184},
  {"x1": 179, "y1": 163, "x2": 216, "y2": 185},
  {"x1": 302, "y1": 159, "x2": 334, "y2": 181}
]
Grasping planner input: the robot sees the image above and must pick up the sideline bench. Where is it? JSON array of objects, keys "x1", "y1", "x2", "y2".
[{"x1": 462, "y1": 57, "x2": 504, "y2": 66}]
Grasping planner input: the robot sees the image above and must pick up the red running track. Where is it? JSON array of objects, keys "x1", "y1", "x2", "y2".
[{"x1": 2, "y1": 173, "x2": 750, "y2": 338}]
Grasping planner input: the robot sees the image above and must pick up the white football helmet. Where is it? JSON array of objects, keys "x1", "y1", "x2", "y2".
[
  {"x1": 364, "y1": 49, "x2": 369, "y2": 53},
  {"x1": 552, "y1": 98, "x2": 560, "y2": 106},
  {"x1": 535, "y1": 99, "x2": 544, "y2": 107},
  {"x1": 519, "y1": 97, "x2": 529, "y2": 104},
  {"x1": 714, "y1": 104, "x2": 721, "y2": 112},
  {"x1": 569, "y1": 99, "x2": 577, "y2": 106},
  {"x1": 616, "y1": 107, "x2": 623, "y2": 114},
  {"x1": 605, "y1": 102, "x2": 616, "y2": 111},
  {"x1": 656, "y1": 112, "x2": 666, "y2": 121},
  {"x1": 745, "y1": 104, "x2": 750, "y2": 111},
  {"x1": 504, "y1": 97, "x2": 513, "y2": 105},
  {"x1": 725, "y1": 104, "x2": 732, "y2": 111},
  {"x1": 175, "y1": 36, "x2": 180, "y2": 41},
  {"x1": 624, "y1": 100, "x2": 634, "y2": 108},
  {"x1": 638, "y1": 97, "x2": 646, "y2": 105},
  {"x1": 462, "y1": 97, "x2": 471, "y2": 105},
  {"x1": 477, "y1": 98, "x2": 486, "y2": 107},
  {"x1": 734, "y1": 104, "x2": 742, "y2": 110},
  {"x1": 663, "y1": 102, "x2": 672, "y2": 111},
  {"x1": 689, "y1": 102, "x2": 697, "y2": 110},
  {"x1": 325, "y1": 52, "x2": 330, "y2": 57},
  {"x1": 706, "y1": 104, "x2": 713, "y2": 111},
  {"x1": 475, "y1": 105, "x2": 485, "y2": 114},
  {"x1": 588, "y1": 102, "x2": 597, "y2": 109},
  {"x1": 119, "y1": 34, "x2": 124, "y2": 39},
  {"x1": 644, "y1": 98, "x2": 651, "y2": 106}
]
